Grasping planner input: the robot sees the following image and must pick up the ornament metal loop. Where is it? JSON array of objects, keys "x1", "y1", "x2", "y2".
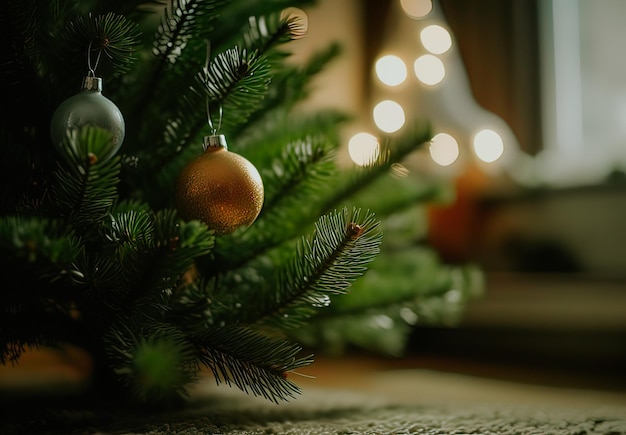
[
  {"x1": 81, "y1": 76, "x2": 103, "y2": 92},
  {"x1": 206, "y1": 96, "x2": 223, "y2": 135},
  {"x1": 203, "y1": 134, "x2": 228, "y2": 151},
  {"x1": 202, "y1": 40, "x2": 224, "y2": 136},
  {"x1": 86, "y1": 40, "x2": 102, "y2": 77}
]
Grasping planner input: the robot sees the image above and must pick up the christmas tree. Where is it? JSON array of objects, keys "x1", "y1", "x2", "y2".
[{"x1": 0, "y1": 0, "x2": 482, "y2": 406}]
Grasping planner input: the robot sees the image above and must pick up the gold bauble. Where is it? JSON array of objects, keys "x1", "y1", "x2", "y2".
[{"x1": 175, "y1": 135, "x2": 264, "y2": 234}]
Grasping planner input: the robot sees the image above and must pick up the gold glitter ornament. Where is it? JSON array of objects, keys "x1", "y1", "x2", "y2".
[{"x1": 175, "y1": 135, "x2": 264, "y2": 235}]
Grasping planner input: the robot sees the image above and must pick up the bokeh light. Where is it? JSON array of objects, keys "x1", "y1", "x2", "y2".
[
  {"x1": 414, "y1": 54, "x2": 446, "y2": 85},
  {"x1": 279, "y1": 8, "x2": 309, "y2": 36},
  {"x1": 473, "y1": 129, "x2": 504, "y2": 162},
  {"x1": 375, "y1": 55, "x2": 408, "y2": 86},
  {"x1": 420, "y1": 25, "x2": 452, "y2": 54},
  {"x1": 429, "y1": 133, "x2": 459, "y2": 166},
  {"x1": 373, "y1": 100, "x2": 406, "y2": 133},
  {"x1": 400, "y1": 0, "x2": 433, "y2": 19},
  {"x1": 348, "y1": 132, "x2": 380, "y2": 166}
]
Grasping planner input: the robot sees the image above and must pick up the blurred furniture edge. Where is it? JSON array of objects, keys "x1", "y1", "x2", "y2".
[{"x1": 408, "y1": 271, "x2": 626, "y2": 391}]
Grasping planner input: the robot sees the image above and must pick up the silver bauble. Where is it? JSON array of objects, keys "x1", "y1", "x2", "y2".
[{"x1": 50, "y1": 76, "x2": 125, "y2": 162}]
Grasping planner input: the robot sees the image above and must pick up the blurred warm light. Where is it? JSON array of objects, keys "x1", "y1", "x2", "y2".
[
  {"x1": 473, "y1": 129, "x2": 504, "y2": 163},
  {"x1": 414, "y1": 54, "x2": 445, "y2": 85},
  {"x1": 420, "y1": 25, "x2": 452, "y2": 54},
  {"x1": 348, "y1": 132, "x2": 380, "y2": 166},
  {"x1": 400, "y1": 0, "x2": 433, "y2": 19},
  {"x1": 280, "y1": 8, "x2": 309, "y2": 36},
  {"x1": 429, "y1": 132, "x2": 459, "y2": 166},
  {"x1": 373, "y1": 100, "x2": 406, "y2": 133},
  {"x1": 375, "y1": 55, "x2": 407, "y2": 86}
]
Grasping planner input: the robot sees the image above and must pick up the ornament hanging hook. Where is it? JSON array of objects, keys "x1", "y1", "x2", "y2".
[
  {"x1": 87, "y1": 40, "x2": 102, "y2": 77},
  {"x1": 203, "y1": 39, "x2": 211, "y2": 76},
  {"x1": 203, "y1": 39, "x2": 222, "y2": 135},
  {"x1": 206, "y1": 96, "x2": 223, "y2": 135}
]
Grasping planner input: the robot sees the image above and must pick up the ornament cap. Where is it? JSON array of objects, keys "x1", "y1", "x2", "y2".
[
  {"x1": 203, "y1": 134, "x2": 228, "y2": 151},
  {"x1": 81, "y1": 76, "x2": 103, "y2": 92}
]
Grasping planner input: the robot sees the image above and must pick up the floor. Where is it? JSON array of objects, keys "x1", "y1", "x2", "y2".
[{"x1": 1, "y1": 273, "x2": 624, "y2": 412}]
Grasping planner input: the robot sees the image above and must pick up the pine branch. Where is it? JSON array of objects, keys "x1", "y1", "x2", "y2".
[
  {"x1": 142, "y1": 48, "x2": 271, "y2": 206},
  {"x1": 211, "y1": 0, "x2": 316, "y2": 52},
  {"x1": 206, "y1": 111, "x2": 348, "y2": 275},
  {"x1": 71, "y1": 210, "x2": 158, "y2": 308},
  {"x1": 262, "y1": 137, "x2": 336, "y2": 211},
  {"x1": 1, "y1": 0, "x2": 43, "y2": 107},
  {"x1": 212, "y1": 122, "x2": 429, "y2": 278},
  {"x1": 38, "y1": 10, "x2": 143, "y2": 106},
  {"x1": 333, "y1": 249, "x2": 481, "y2": 314},
  {"x1": 151, "y1": 0, "x2": 226, "y2": 65},
  {"x1": 271, "y1": 41, "x2": 343, "y2": 107},
  {"x1": 237, "y1": 109, "x2": 348, "y2": 166},
  {"x1": 291, "y1": 253, "x2": 485, "y2": 356},
  {"x1": 0, "y1": 2, "x2": 75, "y2": 208},
  {"x1": 212, "y1": 133, "x2": 337, "y2": 270},
  {"x1": 122, "y1": 0, "x2": 226, "y2": 119},
  {"x1": 215, "y1": 208, "x2": 382, "y2": 330},
  {"x1": 72, "y1": 251, "x2": 130, "y2": 306},
  {"x1": 51, "y1": 127, "x2": 121, "y2": 234},
  {"x1": 346, "y1": 173, "x2": 444, "y2": 222},
  {"x1": 119, "y1": 1, "x2": 241, "y2": 160},
  {"x1": 240, "y1": 12, "x2": 307, "y2": 59},
  {"x1": 72, "y1": 206, "x2": 214, "y2": 312},
  {"x1": 104, "y1": 319, "x2": 199, "y2": 404},
  {"x1": 269, "y1": 208, "x2": 382, "y2": 327},
  {"x1": 0, "y1": 0, "x2": 483, "y2": 408},
  {"x1": 1, "y1": 1, "x2": 82, "y2": 98},
  {"x1": 91, "y1": 1, "x2": 167, "y2": 19},
  {"x1": 0, "y1": 214, "x2": 80, "y2": 271},
  {"x1": 166, "y1": 277, "x2": 215, "y2": 331},
  {"x1": 195, "y1": 324, "x2": 312, "y2": 403},
  {"x1": 292, "y1": 290, "x2": 476, "y2": 357},
  {"x1": 142, "y1": 9, "x2": 309, "y2": 166},
  {"x1": 0, "y1": 215, "x2": 83, "y2": 363},
  {"x1": 0, "y1": 310, "x2": 74, "y2": 365},
  {"x1": 234, "y1": 42, "x2": 344, "y2": 139},
  {"x1": 127, "y1": 9, "x2": 320, "y2": 206},
  {"x1": 0, "y1": 216, "x2": 82, "y2": 309},
  {"x1": 61, "y1": 12, "x2": 141, "y2": 76},
  {"x1": 318, "y1": 122, "x2": 432, "y2": 214},
  {"x1": 294, "y1": 310, "x2": 413, "y2": 357},
  {"x1": 193, "y1": 47, "x2": 272, "y2": 133}
]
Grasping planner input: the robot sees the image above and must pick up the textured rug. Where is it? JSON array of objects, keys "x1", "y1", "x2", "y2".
[{"x1": 2, "y1": 368, "x2": 626, "y2": 435}]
